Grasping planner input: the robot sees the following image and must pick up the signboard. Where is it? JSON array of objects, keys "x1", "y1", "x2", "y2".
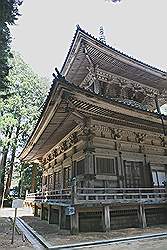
[
  {"x1": 11, "y1": 199, "x2": 23, "y2": 244},
  {"x1": 65, "y1": 206, "x2": 75, "y2": 216},
  {"x1": 12, "y1": 199, "x2": 23, "y2": 208}
]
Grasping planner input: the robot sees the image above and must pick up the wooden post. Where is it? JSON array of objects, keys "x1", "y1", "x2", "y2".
[
  {"x1": 11, "y1": 208, "x2": 17, "y2": 244},
  {"x1": 60, "y1": 207, "x2": 66, "y2": 229},
  {"x1": 71, "y1": 160, "x2": 76, "y2": 179},
  {"x1": 85, "y1": 152, "x2": 94, "y2": 175},
  {"x1": 71, "y1": 177, "x2": 77, "y2": 204},
  {"x1": 58, "y1": 207, "x2": 61, "y2": 230},
  {"x1": 102, "y1": 205, "x2": 110, "y2": 232},
  {"x1": 138, "y1": 204, "x2": 147, "y2": 228},
  {"x1": 117, "y1": 152, "x2": 124, "y2": 188},
  {"x1": 70, "y1": 209, "x2": 79, "y2": 234},
  {"x1": 33, "y1": 203, "x2": 38, "y2": 217},
  {"x1": 40, "y1": 203, "x2": 45, "y2": 220},
  {"x1": 48, "y1": 205, "x2": 52, "y2": 224},
  {"x1": 61, "y1": 164, "x2": 64, "y2": 189}
]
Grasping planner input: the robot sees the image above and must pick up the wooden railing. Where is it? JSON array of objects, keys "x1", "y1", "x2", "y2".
[
  {"x1": 76, "y1": 187, "x2": 167, "y2": 204},
  {"x1": 26, "y1": 189, "x2": 71, "y2": 203},
  {"x1": 25, "y1": 187, "x2": 167, "y2": 205}
]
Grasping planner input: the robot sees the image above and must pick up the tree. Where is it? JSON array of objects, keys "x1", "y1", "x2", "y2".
[
  {"x1": 0, "y1": 0, "x2": 22, "y2": 91},
  {"x1": 0, "y1": 52, "x2": 49, "y2": 201},
  {"x1": 14, "y1": 162, "x2": 42, "y2": 198}
]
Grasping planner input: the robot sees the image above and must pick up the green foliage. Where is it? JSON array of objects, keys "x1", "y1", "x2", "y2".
[
  {"x1": 0, "y1": 52, "x2": 49, "y2": 197},
  {"x1": 1, "y1": 52, "x2": 49, "y2": 146},
  {"x1": 13, "y1": 162, "x2": 42, "y2": 197},
  {"x1": 0, "y1": 0, "x2": 22, "y2": 91}
]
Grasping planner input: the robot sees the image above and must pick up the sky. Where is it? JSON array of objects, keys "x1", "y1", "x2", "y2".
[{"x1": 11, "y1": 0, "x2": 167, "y2": 81}]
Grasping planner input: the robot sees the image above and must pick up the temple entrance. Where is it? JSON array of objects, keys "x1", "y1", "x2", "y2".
[{"x1": 124, "y1": 161, "x2": 144, "y2": 188}]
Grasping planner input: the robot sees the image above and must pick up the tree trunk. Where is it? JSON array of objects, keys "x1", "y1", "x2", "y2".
[
  {"x1": 0, "y1": 148, "x2": 8, "y2": 196},
  {"x1": 0, "y1": 127, "x2": 13, "y2": 198},
  {"x1": 5, "y1": 123, "x2": 20, "y2": 196}
]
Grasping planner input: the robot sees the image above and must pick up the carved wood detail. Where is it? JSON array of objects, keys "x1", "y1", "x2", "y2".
[
  {"x1": 80, "y1": 68, "x2": 160, "y2": 110},
  {"x1": 42, "y1": 131, "x2": 80, "y2": 166}
]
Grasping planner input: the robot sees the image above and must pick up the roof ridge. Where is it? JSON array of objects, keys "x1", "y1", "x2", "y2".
[
  {"x1": 61, "y1": 25, "x2": 166, "y2": 76},
  {"x1": 77, "y1": 26, "x2": 166, "y2": 75}
]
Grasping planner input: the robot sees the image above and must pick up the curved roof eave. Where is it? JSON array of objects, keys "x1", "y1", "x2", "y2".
[{"x1": 61, "y1": 25, "x2": 166, "y2": 80}]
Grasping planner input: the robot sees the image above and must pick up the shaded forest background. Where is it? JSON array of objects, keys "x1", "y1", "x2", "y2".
[{"x1": 0, "y1": 0, "x2": 49, "y2": 204}]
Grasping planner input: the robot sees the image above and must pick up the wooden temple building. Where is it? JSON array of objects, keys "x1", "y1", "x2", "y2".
[{"x1": 21, "y1": 26, "x2": 167, "y2": 234}]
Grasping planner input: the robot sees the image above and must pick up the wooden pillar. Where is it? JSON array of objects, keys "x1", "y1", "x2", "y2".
[
  {"x1": 70, "y1": 209, "x2": 79, "y2": 234},
  {"x1": 33, "y1": 203, "x2": 38, "y2": 217},
  {"x1": 85, "y1": 152, "x2": 94, "y2": 175},
  {"x1": 138, "y1": 204, "x2": 147, "y2": 228},
  {"x1": 71, "y1": 160, "x2": 76, "y2": 178},
  {"x1": 83, "y1": 117, "x2": 95, "y2": 187},
  {"x1": 118, "y1": 152, "x2": 124, "y2": 188},
  {"x1": 58, "y1": 207, "x2": 61, "y2": 230},
  {"x1": 40, "y1": 203, "x2": 45, "y2": 220},
  {"x1": 71, "y1": 177, "x2": 77, "y2": 204},
  {"x1": 60, "y1": 207, "x2": 66, "y2": 229},
  {"x1": 61, "y1": 163, "x2": 64, "y2": 189},
  {"x1": 48, "y1": 205, "x2": 53, "y2": 224},
  {"x1": 102, "y1": 205, "x2": 110, "y2": 232},
  {"x1": 144, "y1": 155, "x2": 153, "y2": 187}
]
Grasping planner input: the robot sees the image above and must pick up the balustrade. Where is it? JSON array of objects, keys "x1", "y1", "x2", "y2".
[{"x1": 25, "y1": 187, "x2": 167, "y2": 205}]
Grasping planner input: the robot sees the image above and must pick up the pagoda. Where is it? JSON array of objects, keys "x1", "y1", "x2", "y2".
[{"x1": 21, "y1": 26, "x2": 167, "y2": 233}]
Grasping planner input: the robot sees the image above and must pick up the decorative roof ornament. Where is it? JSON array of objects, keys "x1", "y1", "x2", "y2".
[
  {"x1": 99, "y1": 26, "x2": 106, "y2": 44},
  {"x1": 53, "y1": 67, "x2": 66, "y2": 83}
]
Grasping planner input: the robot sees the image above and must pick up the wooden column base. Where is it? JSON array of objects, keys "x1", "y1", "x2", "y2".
[
  {"x1": 70, "y1": 210, "x2": 79, "y2": 234},
  {"x1": 138, "y1": 204, "x2": 147, "y2": 228},
  {"x1": 102, "y1": 205, "x2": 110, "y2": 232}
]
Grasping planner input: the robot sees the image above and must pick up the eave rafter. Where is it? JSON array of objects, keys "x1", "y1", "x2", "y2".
[
  {"x1": 21, "y1": 89, "x2": 84, "y2": 162},
  {"x1": 62, "y1": 27, "x2": 166, "y2": 90}
]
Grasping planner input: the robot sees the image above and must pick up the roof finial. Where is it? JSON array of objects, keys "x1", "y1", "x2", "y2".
[
  {"x1": 99, "y1": 26, "x2": 106, "y2": 44},
  {"x1": 76, "y1": 24, "x2": 81, "y2": 30}
]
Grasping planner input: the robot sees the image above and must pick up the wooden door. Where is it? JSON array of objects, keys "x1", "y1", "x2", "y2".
[{"x1": 124, "y1": 161, "x2": 144, "y2": 188}]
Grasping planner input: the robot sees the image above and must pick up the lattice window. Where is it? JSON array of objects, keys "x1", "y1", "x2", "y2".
[
  {"x1": 96, "y1": 158, "x2": 116, "y2": 175},
  {"x1": 54, "y1": 170, "x2": 61, "y2": 189}
]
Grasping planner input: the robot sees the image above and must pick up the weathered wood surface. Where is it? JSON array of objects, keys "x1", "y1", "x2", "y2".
[{"x1": 25, "y1": 187, "x2": 167, "y2": 205}]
